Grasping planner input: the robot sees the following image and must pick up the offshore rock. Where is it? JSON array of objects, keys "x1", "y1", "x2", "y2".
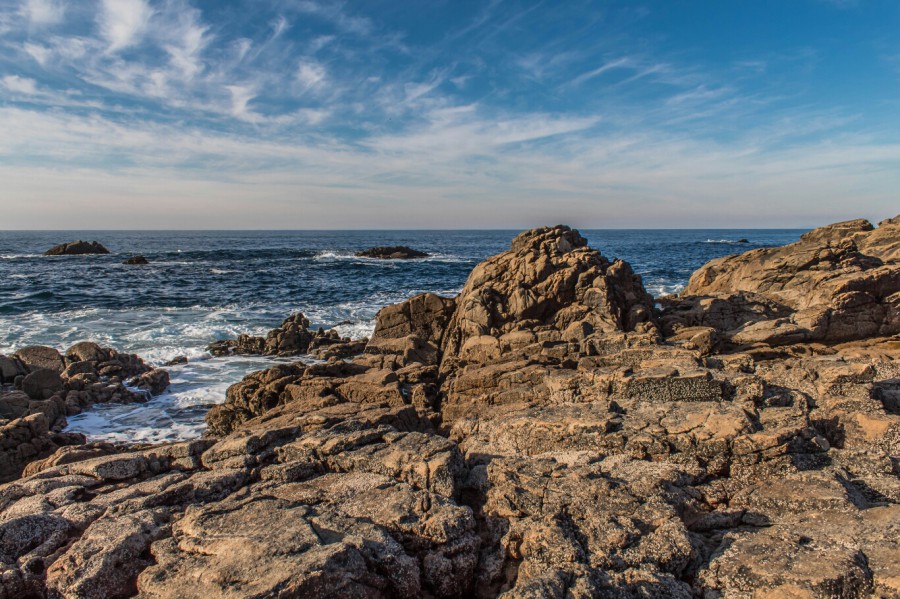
[
  {"x1": 356, "y1": 245, "x2": 430, "y2": 259},
  {"x1": 44, "y1": 240, "x2": 110, "y2": 256},
  {"x1": 123, "y1": 255, "x2": 149, "y2": 265},
  {"x1": 2, "y1": 222, "x2": 899, "y2": 598}
]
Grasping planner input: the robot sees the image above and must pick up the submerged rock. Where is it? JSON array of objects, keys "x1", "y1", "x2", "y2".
[
  {"x1": 44, "y1": 240, "x2": 109, "y2": 256},
  {"x1": 2, "y1": 221, "x2": 899, "y2": 598},
  {"x1": 123, "y1": 255, "x2": 149, "y2": 265},
  {"x1": 356, "y1": 245, "x2": 430, "y2": 259}
]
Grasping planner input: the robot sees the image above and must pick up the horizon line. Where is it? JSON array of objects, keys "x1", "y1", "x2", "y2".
[{"x1": 0, "y1": 226, "x2": 815, "y2": 233}]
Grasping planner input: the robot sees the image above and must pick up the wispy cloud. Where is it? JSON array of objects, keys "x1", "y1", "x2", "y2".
[
  {"x1": 21, "y1": 0, "x2": 65, "y2": 26},
  {"x1": 100, "y1": 0, "x2": 154, "y2": 52},
  {"x1": 0, "y1": 0, "x2": 897, "y2": 228},
  {"x1": 296, "y1": 59, "x2": 326, "y2": 92},
  {"x1": 1, "y1": 74, "x2": 38, "y2": 94}
]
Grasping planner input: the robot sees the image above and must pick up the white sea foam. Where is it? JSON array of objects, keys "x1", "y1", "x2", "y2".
[{"x1": 645, "y1": 282, "x2": 684, "y2": 297}]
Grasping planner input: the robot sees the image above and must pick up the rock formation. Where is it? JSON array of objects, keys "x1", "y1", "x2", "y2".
[
  {"x1": 123, "y1": 255, "x2": 149, "y2": 265},
  {"x1": 356, "y1": 246, "x2": 430, "y2": 259},
  {"x1": 207, "y1": 313, "x2": 367, "y2": 359},
  {"x1": 664, "y1": 216, "x2": 900, "y2": 346},
  {"x1": 1, "y1": 221, "x2": 898, "y2": 598},
  {"x1": 44, "y1": 241, "x2": 110, "y2": 256},
  {"x1": 0, "y1": 343, "x2": 169, "y2": 481}
]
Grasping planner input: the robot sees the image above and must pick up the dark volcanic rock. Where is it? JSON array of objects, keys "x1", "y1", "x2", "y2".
[
  {"x1": 123, "y1": 255, "x2": 149, "y2": 265},
  {"x1": 356, "y1": 245, "x2": 430, "y2": 259},
  {"x1": 44, "y1": 240, "x2": 109, "y2": 256}
]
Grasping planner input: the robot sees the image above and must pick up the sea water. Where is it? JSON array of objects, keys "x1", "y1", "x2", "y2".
[{"x1": 0, "y1": 229, "x2": 802, "y2": 443}]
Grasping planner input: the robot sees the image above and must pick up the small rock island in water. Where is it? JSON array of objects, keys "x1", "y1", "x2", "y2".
[
  {"x1": 1, "y1": 217, "x2": 899, "y2": 598},
  {"x1": 44, "y1": 240, "x2": 110, "y2": 256},
  {"x1": 356, "y1": 245, "x2": 430, "y2": 259}
]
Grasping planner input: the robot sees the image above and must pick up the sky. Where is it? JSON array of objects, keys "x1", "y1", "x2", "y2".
[{"x1": 0, "y1": 0, "x2": 898, "y2": 229}]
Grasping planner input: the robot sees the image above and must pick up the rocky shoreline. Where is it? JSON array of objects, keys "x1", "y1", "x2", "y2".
[{"x1": 0, "y1": 219, "x2": 897, "y2": 598}]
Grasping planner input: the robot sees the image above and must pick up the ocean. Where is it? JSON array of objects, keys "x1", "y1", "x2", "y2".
[{"x1": 0, "y1": 229, "x2": 803, "y2": 443}]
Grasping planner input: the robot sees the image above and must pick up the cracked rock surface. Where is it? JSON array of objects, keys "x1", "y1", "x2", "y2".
[{"x1": 1, "y1": 221, "x2": 899, "y2": 598}]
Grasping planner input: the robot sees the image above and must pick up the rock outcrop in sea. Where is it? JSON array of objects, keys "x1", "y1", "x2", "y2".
[
  {"x1": 356, "y1": 245, "x2": 430, "y2": 259},
  {"x1": 1, "y1": 220, "x2": 898, "y2": 598},
  {"x1": 44, "y1": 241, "x2": 110, "y2": 256},
  {"x1": 207, "y1": 313, "x2": 367, "y2": 359}
]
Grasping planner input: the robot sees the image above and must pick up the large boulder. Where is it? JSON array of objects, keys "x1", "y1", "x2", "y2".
[
  {"x1": 440, "y1": 225, "x2": 657, "y2": 373},
  {"x1": 44, "y1": 240, "x2": 110, "y2": 256},
  {"x1": 0, "y1": 356, "x2": 23, "y2": 384},
  {"x1": 21, "y1": 369, "x2": 63, "y2": 401},
  {"x1": 13, "y1": 346, "x2": 65, "y2": 374}
]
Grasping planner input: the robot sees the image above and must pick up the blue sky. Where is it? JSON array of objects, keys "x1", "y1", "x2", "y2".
[{"x1": 0, "y1": 0, "x2": 898, "y2": 229}]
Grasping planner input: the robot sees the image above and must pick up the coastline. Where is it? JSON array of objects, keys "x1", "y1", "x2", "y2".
[{"x1": 0, "y1": 218, "x2": 897, "y2": 597}]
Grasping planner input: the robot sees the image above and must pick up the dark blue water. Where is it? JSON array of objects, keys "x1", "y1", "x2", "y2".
[{"x1": 0, "y1": 229, "x2": 802, "y2": 442}]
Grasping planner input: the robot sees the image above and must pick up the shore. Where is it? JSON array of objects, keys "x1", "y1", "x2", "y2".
[{"x1": 1, "y1": 218, "x2": 898, "y2": 598}]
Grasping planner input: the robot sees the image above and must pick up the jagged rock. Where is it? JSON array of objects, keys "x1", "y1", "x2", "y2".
[
  {"x1": 440, "y1": 225, "x2": 657, "y2": 374},
  {"x1": 0, "y1": 343, "x2": 168, "y2": 481},
  {"x1": 673, "y1": 215, "x2": 900, "y2": 345},
  {"x1": 356, "y1": 246, "x2": 429, "y2": 259},
  {"x1": 123, "y1": 255, "x2": 149, "y2": 265},
  {"x1": 127, "y1": 369, "x2": 170, "y2": 396},
  {"x1": 44, "y1": 240, "x2": 110, "y2": 256},
  {"x1": 2, "y1": 222, "x2": 899, "y2": 598},
  {"x1": 207, "y1": 313, "x2": 360, "y2": 358}
]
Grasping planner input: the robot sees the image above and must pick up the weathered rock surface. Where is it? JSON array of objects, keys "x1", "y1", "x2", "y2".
[
  {"x1": 0, "y1": 343, "x2": 169, "y2": 481},
  {"x1": 44, "y1": 240, "x2": 110, "y2": 256},
  {"x1": 2, "y1": 222, "x2": 898, "y2": 598},
  {"x1": 666, "y1": 215, "x2": 900, "y2": 346},
  {"x1": 356, "y1": 245, "x2": 430, "y2": 259}
]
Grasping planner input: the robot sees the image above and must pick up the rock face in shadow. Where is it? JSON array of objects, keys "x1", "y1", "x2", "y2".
[
  {"x1": 664, "y1": 215, "x2": 900, "y2": 346},
  {"x1": 0, "y1": 343, "x2": 169, "y2": 481},
  {"x1": 44, "y1": 241, "x2": 110, "y2": 256},
  {"x1": 356, "y1": 246, "x2": 430, "y2": 259},
  {"x1": 2, "y1": 222, "x2": 899, "y2": 598}
]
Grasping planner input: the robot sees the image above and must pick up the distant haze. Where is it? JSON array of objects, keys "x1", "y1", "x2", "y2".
[{"x1": 0, "y1": 0, "x2": 898, "y2": 229}]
